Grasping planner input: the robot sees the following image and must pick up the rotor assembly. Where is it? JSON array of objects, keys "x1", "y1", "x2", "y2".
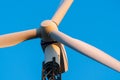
[{"x1": 0, "y1": 0, "x2": 120, "y2": 80}]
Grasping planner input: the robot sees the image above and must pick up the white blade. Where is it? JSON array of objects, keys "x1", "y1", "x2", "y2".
[
  {"x1": 52, "y1": 0, "x2": 73, "y2": 25},
  {"x1": 50, "y1": 30, "x2": 120, "y2": 72},
  {"x1": 0, "y1": 29, "x2": 37, "y2": 48}
]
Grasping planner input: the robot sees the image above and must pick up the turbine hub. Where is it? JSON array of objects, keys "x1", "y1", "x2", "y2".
[
  {"x1": 40, "y1": 20, "x2": 58, "y2": 41},
  {"x1": 41, "y1": 20, "x2": 58, "y2": 34}
]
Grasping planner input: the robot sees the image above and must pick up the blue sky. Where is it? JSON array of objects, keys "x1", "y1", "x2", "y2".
[{"x1": 0, "y1": 0, "x2": 120, "y2": 80}]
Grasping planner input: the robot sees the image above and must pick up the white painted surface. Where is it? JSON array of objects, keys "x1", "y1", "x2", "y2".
[
  {"x1": 0, "y1": 29, "x2": 37, "y2": 48},
  {"x1": 50, "y1": 30, "x2": 120, "y2": 72},
  {"x1": 44, "y1": 44, "x2": 61, "y2": 65},
  {"x1": 52, "y1": 0, "x2": 73, "y2": 25},
  {"x1": 60, "y1": 44, "x2": 68, "y2": 72}
]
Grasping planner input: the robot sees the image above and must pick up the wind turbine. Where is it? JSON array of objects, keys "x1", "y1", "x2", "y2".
[{"x1": 0, "y1": 0, "x2": 120, "y2": 80}]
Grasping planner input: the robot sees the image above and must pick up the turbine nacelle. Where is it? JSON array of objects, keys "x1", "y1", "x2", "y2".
[{"x1": 40, "y1": 20, "x2": 68, "y2": 73}]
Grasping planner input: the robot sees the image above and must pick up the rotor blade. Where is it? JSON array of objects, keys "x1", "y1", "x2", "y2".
[
  {"x1": 52, "y1": 0, "x2": 73, "y2": 25},
  {"x1": 0, "y1": 29, "x2": 38, "y2": 48},
  {"x1": 50, "y1": 30, "x2": 120, "y2": 72}
]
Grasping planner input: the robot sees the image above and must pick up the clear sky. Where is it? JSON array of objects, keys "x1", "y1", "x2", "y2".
[{"x1": 0, "y1": 0, "x2": 120, "y2": 80}]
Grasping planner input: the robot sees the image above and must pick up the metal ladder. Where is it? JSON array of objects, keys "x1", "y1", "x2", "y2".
[{"x1": 42, "y1": 57, "x2": 62, "y2": 80}]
